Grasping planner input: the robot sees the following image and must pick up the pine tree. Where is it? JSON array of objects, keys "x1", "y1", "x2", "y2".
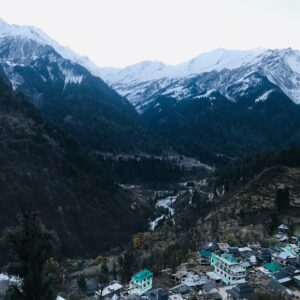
[{"x1": 1, "y1": 212, "x2": 60, "y2": 300}]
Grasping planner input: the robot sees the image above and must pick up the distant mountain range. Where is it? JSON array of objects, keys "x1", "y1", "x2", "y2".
[
  {"x1": 97, "y1": 48, "x2": 300, "y2": 160},
  {"x1": 98, "y1": 48, "x2": 300, "y2": 110},
  {"x1": 1, "y1": 18, "x2": 300, "y2": 163}
]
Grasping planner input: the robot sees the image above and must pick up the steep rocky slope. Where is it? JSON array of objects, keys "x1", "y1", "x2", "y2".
[
  {"x1": 114, "y1": 166, "x2": 300, "y2": 278},
  {"x1": 202, "y1": 166, "x2": 300, "y2": 242}
]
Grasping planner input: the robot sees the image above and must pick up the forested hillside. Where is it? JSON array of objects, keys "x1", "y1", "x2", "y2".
[{"x1": 0, "y1": 75, "x2": 149, "y2": 258}]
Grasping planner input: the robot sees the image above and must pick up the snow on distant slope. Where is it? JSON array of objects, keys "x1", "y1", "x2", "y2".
[
  {"x1": 175, "y1": 48, "x2": 267, "y2": 76},
  {"x1": 282, "y1": 48, "x2": 300, "y2": 73},
  {"x1": 98, "y1": 48, "x2": 267, "y2": 84},
  {"x1": 255, "y1": 89, "x2": 274, "y2": 103},
  {"x1": 101, "y1": 60, "x2": 169, "y2": 84},
  {"x1": 0, "y1": 18, "x2": 101, "y2": 77},
  {"x1": 0, "y1": 18, "x2": 74, "y2": 58},
  {"x1": 98, "y1": 48, "x2": 300, "y2": 108},
  {"x1": 2, "y1": 18, "x2": 300, "y2": 107}
]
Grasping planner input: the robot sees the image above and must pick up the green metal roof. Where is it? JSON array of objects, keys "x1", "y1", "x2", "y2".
[
  {"x1": 200, "y1": 249, "x2": 212, "y2": 257},
  {"x1": 222, "y1": 253, "x2": 237, "y2": 263},
  {"x1": 283, "y1": 244, "x2": 298, "y2": 253},
  {"x1": 264, "y1": 262, "x2": 282, "y2": 272},
  {"x1": 132, "y1": 269, "x2": 153, "y2": 281}
]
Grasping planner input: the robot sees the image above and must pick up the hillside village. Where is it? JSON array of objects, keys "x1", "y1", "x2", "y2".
[{"x1": 39, "y1": 224, "x2": 300, "y2": 299}]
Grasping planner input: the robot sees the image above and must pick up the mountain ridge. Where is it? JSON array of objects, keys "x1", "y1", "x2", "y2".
[
  {"x1": 98, "y1": 48, "x2": 300, "y2": 110},
  {"x1": 0, "y1": 19, "x2": 163, "y2": 154},
  {"x1": 2, "y1": 18, "x2": 300, "y2": 108}
]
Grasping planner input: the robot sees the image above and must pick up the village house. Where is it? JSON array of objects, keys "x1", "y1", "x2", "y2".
[
  {"x1": 273, "y1": 251, "x2": 297, "y2": 266},
  {"x1": 201, "y1": 281, "x2": 219, "y2": 295},
  {"x1": 172, "y1": 271, "x2": 206, "y2": 288},
  {"x1": 278, "y1": 224, "x2": 289, "y2": 235},
  {"x1": 199, "y1": 248, "x2": 212, "y2": 265},
  {"x1": 262, "y1": 262, "x2": 282, "y2": 274},
  {"x1": 227, "y1": 282, "x2": 255, "y2": 300},
  {"x1": 98, "y1": 281, "x2": 124, "y2": 299},
  {"x1": 144, "y1": 288, "x2": 168, "y2": 300},
  {"x1": 275, "y1": 225, "x2": 289, "y2": 242},
  {"x1": 169, "y1": 283, "x2": 194, "y2": 296},
  {"x1": 255, "y1": 248, "x2": 271, "y2": 263},
  {"x1": 239, "y1": 249, "x2": 257, "y2": 266},
  {"x1": 218, "y1": 243, "x2": 230, "y2": 252},
  {"x1": 226, "y1": 247, "x2": 240, "y2": 258},
  {"x1": 284, "y1": 265, "x2": 300, "y2": 277},
  {"x1": 129, "y1": 269, "x2": 153, "y2": 296},
  {"x1": 294, "y1": 274, "x2": 300, "y2": 286},
  {"x1": 282, "y1": 243, "x2": 299, "y2": 255},
  {"x1": 272, "y1": 271, "x2": 292, "y2": 285},
  {"x1": 206, "y1": 271, "x2": 222, "y2": 284},
  {"x1": 263, "y1": 278, "x2": 294, "y2": 296},
  {"x1": 169, "y1": 294, "x2": 184, "y2": 300},
  {"x1": 124, "y1": 294, "x2": 143, "y2": 300},
  {"x1": 247, "y1": 241, "x2": 261, "y2": 250},
  {"x1": 210, "y1": 253, "x2": 246, "y2": 285}
]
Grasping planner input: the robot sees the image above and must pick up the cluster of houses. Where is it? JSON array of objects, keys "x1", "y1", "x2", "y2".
[
  {"x1": 196, "y1": 224, "x2": 300, "y2": 298},
  {"x1": 54, "y1": 224, "x2": 300, "y2": 300}
]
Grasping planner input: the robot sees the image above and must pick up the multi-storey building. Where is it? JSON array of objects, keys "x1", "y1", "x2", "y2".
[
  {"x1": 129, "y1": 269, "x2": 153, "y2": 295},
  {"x1": 210, "y1": 253, "x2": 246, "y2": 285}
]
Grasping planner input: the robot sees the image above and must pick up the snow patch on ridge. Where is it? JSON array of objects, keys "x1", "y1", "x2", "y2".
[
  {"x1": 61, "y1": 68, "x2": 83, "y2": 85},
  {"x1": 0, "y1": 18, "x2": 99, "y2": 78},
  {"x1": 255, "y1": 89, "x2": 274, "y2": 103},
  {"x1": 193, "y1": 89, "x2": 216, "y2": 99}
]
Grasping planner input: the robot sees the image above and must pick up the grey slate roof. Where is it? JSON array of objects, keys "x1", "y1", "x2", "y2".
[
  {"x1": 203, "y1": 281, "x2": 218, "y2": 293},
  {"x1": 273, "y1": 271, "x2": 291, "y2": 281},
  {"x1": 263, "y1": 279, "x2": 286, "y2": 293},
  {"x1": 169, "y1": 284, "x2": 194, "y2": 295},
  {"x1": 227, "y1": 282, "x2": 254, "y2": 300},
  {"x1": 144, "y1": 288, "x2": 168, "y2": 300}
]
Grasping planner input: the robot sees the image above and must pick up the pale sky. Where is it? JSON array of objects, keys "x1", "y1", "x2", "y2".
[{"x1": 1, "y1": 0, "x2": 300, "y2": 67}]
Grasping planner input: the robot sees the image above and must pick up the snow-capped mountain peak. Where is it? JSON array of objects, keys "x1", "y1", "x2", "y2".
[
  {"x1": 101, "y1": 60, "x2": 168, "y2": 84},
  {"x1": 178, "y1": 47, "x2": 267, "y2": 75},
  {"x1": 98, "y1": 48, "x2": 268, "y2": 85},
  {"x1": 0, "y1": 18, "x2": 102, "y2": 78},
  {"x1": 0, "y1": 18, "x2": 56, "y2": 46}
]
